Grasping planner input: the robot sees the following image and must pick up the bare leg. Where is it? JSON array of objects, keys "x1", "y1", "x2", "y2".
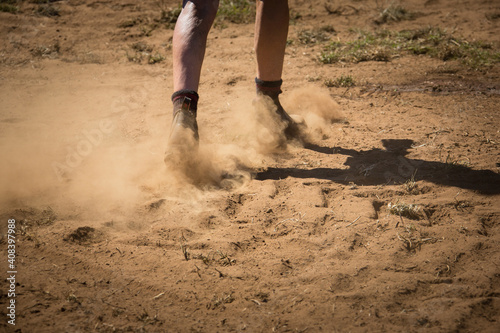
[
  {"x1": 166, "y1": 0, "x2": 219, "y2": 164},
  {"x1": 254, "y1": 0, "x2": 289, "y2": 81},
  {"x1": 254, "y1": 0, "x2": 302, "y2": 141},
  {"x1": 173, "y1": 0, "x2": 219, "y2": 92}
]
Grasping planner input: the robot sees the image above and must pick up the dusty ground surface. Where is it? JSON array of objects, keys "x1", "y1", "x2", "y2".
[{"x1": 1, "y1": 0, "x2": 500, "y2": 332}]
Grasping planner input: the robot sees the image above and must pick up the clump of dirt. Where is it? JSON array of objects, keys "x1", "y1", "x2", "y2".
[{"x1": 63, "y1": 226, "x2": 105, "y2": 245}]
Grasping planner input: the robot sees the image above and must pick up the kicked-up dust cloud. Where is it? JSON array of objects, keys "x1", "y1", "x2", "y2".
[
  {"x1": 228, "y1": 86, "x2": 344, "y2": 154},
  {"x1": 1, "y1": 68, "x2": 342, "y2": 227},
  {"x1": 282, "y1": 86, "x2": 345, "y2": 140}
]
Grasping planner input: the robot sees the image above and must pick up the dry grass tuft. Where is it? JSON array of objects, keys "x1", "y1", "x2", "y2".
[
  {"x1": 319, "y1": 27, "x2": 500, "y2": 69},
  {"x1": 375, "y1": 3, "x2": 417, "y2": 24},
  {"x1": 216, "y1": 0, "x2": 255, "y2": 26},
  {"x1": 324, "y1": 75, "x2": 356, "y2": 88},
  {"x1": 388, "y1": 202, "x2": 421, "y2": 220}
]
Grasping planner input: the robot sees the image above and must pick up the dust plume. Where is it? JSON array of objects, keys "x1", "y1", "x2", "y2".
[
  {"x1": 0, "y1": 118, "x2": 255, "y2": 228},
  {"x1": 228, "y1": 93, "x2": 298, "y2": 155},
  {"x1": 282, "y1": 85, "x2": 345, "y2": 140},
  {"x1": 227, "y1": 86, "x2": 344, "y2": 154},
  {"x1": 164, "y1": 139, "x2": 253, "y2": 191},
  {"x1": 0, "y1": 84, "x2": 341, "y2": 227},
  {"x1": 0, "y1": 133, "x2": 165, "y2": 222}
]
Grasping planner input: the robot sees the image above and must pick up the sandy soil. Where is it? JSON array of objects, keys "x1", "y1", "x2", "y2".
[{"x1": 1, "y1": 0, "x2": 500, "y2": 332}]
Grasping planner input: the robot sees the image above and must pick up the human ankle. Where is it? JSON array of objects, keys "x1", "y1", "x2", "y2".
[
  {"x1": 255, "y1": 78, "x2": 283, "y2": 102},
  {"x1": 172, "y1": 90, "x2": 199, "y2": 115}
]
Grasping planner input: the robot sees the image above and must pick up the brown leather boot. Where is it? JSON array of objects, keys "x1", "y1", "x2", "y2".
[
  {"x1": 272, "y1": 95, "x2": 302, "y2": 140},
  {"x1": 164, "y1": 96, "x2": 199, "y2": 166},
  {"x1": 168, "y1": 96, "x2": 199, "y2": 145},
  {"x1": 255, "y1": 78, "x2": 303, "y2": 141}
]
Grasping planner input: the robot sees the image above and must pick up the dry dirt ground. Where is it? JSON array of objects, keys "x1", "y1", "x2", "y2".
[{"x1": 1, "y1": 0, "x2": 500, "y2": 332}]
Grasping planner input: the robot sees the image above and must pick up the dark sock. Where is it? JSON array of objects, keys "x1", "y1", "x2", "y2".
[
  {"x1": 255, "y1": 78, "x2": 283, "y2": 102},
  {"x1": 171, "y1": 90, "x2": 199, "y2": 115}
]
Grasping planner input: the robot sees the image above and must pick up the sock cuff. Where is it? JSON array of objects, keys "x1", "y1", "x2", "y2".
[
  {"x1": 171, "y1": 90, "x2": 199, "y2": 102},
  {"x1": 255, "y1": 78, "x2": 283, "y2": 87},
  {"x1": 255, "y1": 78, "x2": 283, "y2": 88},
  {"x1": 255, "y1": 78, "x2": 283, "y2": 97},
  {"x1": 172, "y1": 90, "x2": 199, "y2": 113}
]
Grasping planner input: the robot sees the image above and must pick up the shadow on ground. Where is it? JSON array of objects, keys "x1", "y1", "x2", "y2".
[{"x1": 256, "y1": 139, "x2": 500, "y2": 195}]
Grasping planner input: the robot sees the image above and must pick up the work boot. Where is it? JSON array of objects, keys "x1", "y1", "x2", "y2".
[
  {"x1": 169, "y1": 97, "x2": 199, "y2": 144},
  {"x1": 255, "y1": 78, "x2": 304, "y2": 141},
  {"x1": 272, "y1": 95, "x2": 303, "y2": 140},
  {"x1": 164, "y1": 96, "x2": 199, "y2": 166}
]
